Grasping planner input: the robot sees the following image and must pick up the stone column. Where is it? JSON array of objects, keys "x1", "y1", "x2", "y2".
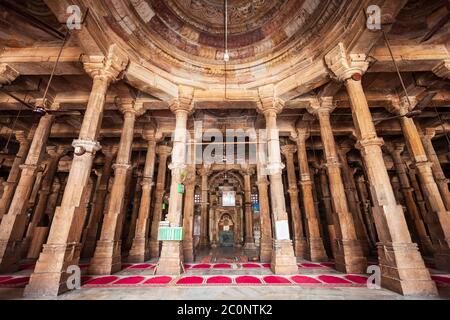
[
  {"x1": 317, "y1": 165, "x2": 337, "y2": 259},
  {"x1": 419, "y1": 127, "x2": 450, "y2": 211},
  {"x1": 295, "y1": 128, "x2": 328, "y2": 261},
  {"x1": 157, "y1": 86, "x2": 194, "y2": 275},
  {"x1": 0, "y1": 131, "x2": 31, "y2": 221},
  {"x1": 148, "y1": 145, "x2": 172, "y2": 258},
  {"x1": 408, "y1": 166, "x2": 431, "y2": 235},
  {"x1": 128, "y1": 131, "x2": 157, "y2": 262},
  {"x1": 89, "y1": 99, "x2": 143, "y2": 275},
  {"x1": 388, "y1": 96, "x2": 450, "y2": 271},
  {"x1": 182, "y1": 165, "x2": 196, "y2": 262},
  {"x1": 23, "y1": 145, "x2": 68, "y2": 257},
  {"x1": 385, "y1": 142, "x2": 434, "y2": 256},
  {"x1": 308, "y1": 98, "x2": 366, "y2": 273},
  {"x1": 24, "y1": 45, "x2": 128, "y2": 297},
  {"x1": 337, "y1": 141, "x2": 371, "y2": 256},
  {"x1": 241, "y1": 165, "x2": 256, "y2": 249},
  {"x1": 0, "y1": 113, "x2": 55, "y2": 273},
  {"x1": 198, "y1": 166, "x2": 211, "y2": 247},
  {"x1": 281, "y1": 145, "x2": 307, "y2": 257},
  {"x1": 81, "y1": 145, "x2": 117, "y2": 258},
  {"x1": 325, "y1": 42, "x2": 436, "y2": 295},
  {"x1": 355, "y1": 174, "x2": 378, "y2": 246},
  {"x1": 257, "y1": 85, "x2": 297, "y2": 274},
  {"x1": 256, "y1": 163, "x2": 273, "y2": 262}
]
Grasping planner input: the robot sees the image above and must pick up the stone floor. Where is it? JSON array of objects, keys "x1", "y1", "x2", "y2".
[{"x1": 0, "y1": 247, "x2": 449, "y2": 300}]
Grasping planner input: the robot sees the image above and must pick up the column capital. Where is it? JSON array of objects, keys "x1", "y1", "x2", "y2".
[
  {"x1": 324, "y1": 43, "x2": 369, "y2": 82},
  {"x1": 101, "y1": 144, "x2": 119, "y2": 157},
  {"x1": 423, "y1": 127, "x2": 436, "y2": 140},
  {"x1": 198, "y1": 165, "x2": 212, "y2": 177},
  {"x1": 72, "y1": 139, "x2": 102, "y2": 155},
  {"x1": 142, "y1": 129, "x2": 156, "y2": 141},
  {"x1": 306, "y1": 97, "x2": 336, "y2": 116},
  {"x1": 384, "y1": 141, "x2": 405, "y2": 156},
  {"x1": 387, "y1": 95, "x2": 417, "y2": 116},
  {"x1": 295, "y1": 127, "x2": 310, "y2": 142},
  {"x1": 356, "y1": 137, "x2": 384, "y2": 150},
  {"x1": 46, "y1": 145, "x2": 70, "y2": 158},
  {"x1": 157, "y1": 145, "x2": 172, "y2": 157},
  {"x1": 338, "y1": 139, "x2": 355, "y2": 155},
  {"x1": 240, "y1": 164, "x2": 255, "y2": 176},
  {"x1": 15, "y1": 131, "x2": 29, "y2": 145},
  {"x1": 0, "y1": 64, "x2": 19, "y2": 86},
  {"x1": 170, "y1": 85, "x2": 195, "y2": 115},
  {"x1": 280, "y1": 144, "x2": 297, "y2": 157},
  {"x1": 82, "y1": 45, "x2": 129, "y2": 83},
  {"x1": 115, "y1": 98, "x2": 146, "y2": 117},
  {"x1": 256, "y1": 84, "x2": 285, "y2": 115},
  {"x1": 432, "y1": 60, "x2": 450, "y2": 79}
]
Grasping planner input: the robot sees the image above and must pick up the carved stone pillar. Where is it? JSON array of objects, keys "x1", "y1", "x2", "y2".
[
  {"x1": 317, "y1": 165, "x2": 337, "y2": 259},
  {"x1": 418, "y1": 127, "x2": 450, "y2": 211},
  {"x1": 182, "y1": 164, "x2": 196, "y2": 262},
  {"x1": 23, "y1": 145, "x2": 68, "y2": 257},
  {"x1": 337, "y1": 141, "x2": 371, "y2": 256},
  {"x1": 148, "y1": 145, "x2": 172, "y2": 258},
  {"x1": 89, "y1": 100, "x2": 143, "y2": 275},
  {"x1": 0, "y1": 131, "x2": 31, "y2": 221},
  {"x1": 241, "y1": 165, "x2": 256, "y2": 250},
  {"x1": 355, "y1": 174, "x2": 378, "y2": 246},
  {"x1": 157, "y1": 86, "x2": 194, "y2": 275},
  {"x1": 385, "y1": 142, "x2": 434, "y2": 256},
  {"x1": 0, "y1": 113, "x2": 55, "y2": 273},
  {"x1": 281, "y1": 145, "x2": 307, "y2": 258},
  {"x1": 257, "y1": 85, "x2": 297, "y2": 274},
  {"x1": 408, "y1": 166, "x2": 431, "y2": 236},
  {"x1": 388, "y1": 96, "x2": 450, "y2": 271},
  {"x1": 24, "y1": 45, "x2": 128, "y2": 297},
  {"x1": 81, "y1": 145, "x2": 117, "y2": 259},
  {"x1": 198, "y1": 166, "x2": 211, "y2": 247},
  {"x1": 128, "y1": 131, "x2": 157, "y2": 262},
  {"x1": 295, "y1": 129, "x2": 327, "y2": 261},
  {"x1": 308, "y1": 99, "x2": 366, "y2": 273},
  {"x1": 256, "y1": 163, "x2": 272, "y2": 262},
  {"x1": 325, "y1": 42, "x2": 436, "y2": 295}
]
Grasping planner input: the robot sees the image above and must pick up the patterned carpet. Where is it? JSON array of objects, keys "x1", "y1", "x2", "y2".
[{"x1": 0, "y1": 261, "x2": 449, "y2": 290}]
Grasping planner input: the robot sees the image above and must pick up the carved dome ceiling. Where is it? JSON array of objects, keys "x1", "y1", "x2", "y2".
[{"x1": 60, "y1": 0, "x2": 380, "y2": 90}]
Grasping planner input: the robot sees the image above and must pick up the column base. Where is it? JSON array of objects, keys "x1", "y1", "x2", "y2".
[
  {"x1": 23, "y1": 243, "x2": 81, "y2": 298},
  {"x1": 183, "y1": 239, "x2": 194, "y2": 263},
  {"x1": 0, "y1": 240, "x2": 22, "y2": 273},
  {"x1": 270, "y1": 239, "x2": 298, "y2": 275},
  {"x1": 88, "y1": 240, "x2": 122, "y2": 275},
  {"x1": 148, "y1": 240, "x2": 161, "y2": 259},
  {"x1": 244, "y1": 242, "x2": 257, "y2": 250},
  {"x1": 417, "y1": 236, "x2": 434, "y2": 257},
  {"x1": 26, "y1": 227, "x2": 49, "y2": 259},
  {"x1": 128, "y1": 238, "x2": 148, "y2": 263},
  {"x1": 334, "y1": 239, "x2": 367, "y2": 274},
  {"x1": 378, "y1": 242, "x2": 438, "y2": 296},
  {"x1": 156, "y1": 241, "x2": 183, "y2": 275},
  {"x1": 306, "y1": 237, "x2": 328, "y2": 262},
  {"x1": 434, "y1": 240, "x2": 450, "y2": 272},
  {"x1": 294, "y1": 237, "x2": 307, "y2": 258},
  {"x1": 259, "y1": 239, "x2": 272, "y2": 263}
]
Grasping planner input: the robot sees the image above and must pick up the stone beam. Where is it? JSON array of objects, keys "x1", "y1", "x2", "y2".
[
  {"x1": 0, "y1": 47, "x2": 84, "y2": 75},
  {"x1": 369, "y1": 44, "x2": 450, "y2": 73}
]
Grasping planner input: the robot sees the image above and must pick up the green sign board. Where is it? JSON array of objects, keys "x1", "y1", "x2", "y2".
[{"x1": 157, "y1": 227, "x2": 184, "y2": 241}]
